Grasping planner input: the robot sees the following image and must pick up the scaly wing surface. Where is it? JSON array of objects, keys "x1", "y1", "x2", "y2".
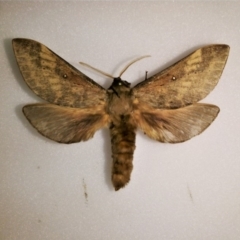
[
  {"x1": 133, "y1": 103, "x2": 219, "y2": 143},
  {"x1": 132, "y1": 45, "x2": 229, "y2": 109},
  {"x1": 13, "y1": 38, "x2": 107, "y2": 108},
  {"x1": 23, "y1": 104, "x2": 110, "y2": 143}
]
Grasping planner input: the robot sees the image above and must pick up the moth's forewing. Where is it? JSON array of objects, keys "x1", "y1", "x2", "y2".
[
  {"x1": 12, "y1": 38, "x2": 107, "y2": 108},
  {"x1": 23, "y1": 104, "x2": 110, "y2": 143},
  {"x1": 133, "y1": 103, "x2": 219, "y2": 143},
  {"x1": 133, "y1": 45, "x2": 229, "y2": 109}
]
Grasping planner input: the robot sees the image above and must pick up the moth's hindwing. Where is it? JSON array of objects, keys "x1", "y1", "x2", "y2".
[
  {"x1": 23, "y1": 104, "x2": 109, "y2": 143},
  {"x1": 133, "y1": 103, "x2": 219, "y2": 143}
]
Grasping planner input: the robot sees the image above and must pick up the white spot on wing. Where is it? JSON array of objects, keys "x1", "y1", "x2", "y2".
[{"x1": 162, "y1": 129, "x2": 177, "y2": 142}]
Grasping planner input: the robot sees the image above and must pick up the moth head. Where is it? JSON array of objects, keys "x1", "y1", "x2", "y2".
[
  {"x1": 112, "y1": 77, "x2": 131, "y2": 88},
  {"x1": 108, "y1": 55, "x2": 150, "y2": 92},
  {"x1": 108, "y1": 77, "x2": 131, "y2": 95}
]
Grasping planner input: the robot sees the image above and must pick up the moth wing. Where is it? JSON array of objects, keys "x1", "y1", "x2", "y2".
[
  {"x1": 133, "y1": 103, "x2": 219, "y2": 143},
  {"x1": 132, "y1": 45, "x2": 229, "y2": 109},
  {"x1": 12, "y1": 38, "x2": 107, "y2": 108},
  {"x1": 23, "y1": 104, "x2": 110, "y2": 143}
]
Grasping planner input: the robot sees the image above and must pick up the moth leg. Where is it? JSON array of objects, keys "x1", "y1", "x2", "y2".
[{"x1": 145, "y1": 71, "x2": 148, "y2": 80}]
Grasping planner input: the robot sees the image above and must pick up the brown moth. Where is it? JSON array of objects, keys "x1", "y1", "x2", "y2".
[{"x1": 12, "y1": 39, "x2": 229, "y2": 191}]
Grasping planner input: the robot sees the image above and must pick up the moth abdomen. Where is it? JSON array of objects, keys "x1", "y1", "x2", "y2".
[{"x1": 110, "y1": 123, "x2": 136, "y2": 191}]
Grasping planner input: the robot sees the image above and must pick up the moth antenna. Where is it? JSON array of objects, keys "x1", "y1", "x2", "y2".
[
  {"x1": 79, "y1": 62, "x2": 114, "y2": 79},
  {"x1": 118, "y1": 55, "x2": 151, "y2": 78}
]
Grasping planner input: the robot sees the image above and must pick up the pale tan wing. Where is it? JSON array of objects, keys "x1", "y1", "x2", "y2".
[
  {"x1": 133, "y1": 103, "x2": 219, "y2": 143},
  {"x1": 132, "y1": 45, "x2": 229, "y2": 109},
  {"x1": 13, "y1": 38, "x2": 107, "y2": 108},
  {"x1": 23, "y1": 104, "x2": 110, "y2": 143}
]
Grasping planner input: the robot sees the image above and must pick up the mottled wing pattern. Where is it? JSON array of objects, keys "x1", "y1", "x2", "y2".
[
  {"x1": 134, "y1": 103, "x2": 219, "y2": 143},
  {"x1": 23, "y1": 104, "x2": 110, "y2": 143},
  {"x1": 12, "y1": 38, "x2": 107, "y2": 108},
  {"x1": 132, "y1": 45, "x2": 229, "y2": 109}
]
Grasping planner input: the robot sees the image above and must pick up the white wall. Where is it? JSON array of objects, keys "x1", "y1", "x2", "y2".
[{"x1": 1, "y1": 2, "x2": 240, "y2": 240}]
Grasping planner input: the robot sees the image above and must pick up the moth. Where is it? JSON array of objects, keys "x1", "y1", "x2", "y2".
[{"x1": 12, "y1": 39, "x2": 229, "y2": 191}]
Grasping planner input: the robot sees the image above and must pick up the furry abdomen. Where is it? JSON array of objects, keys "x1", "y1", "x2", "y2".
[{"x1": 110, "y1": 117, "x2": 136, "y2": 191}]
